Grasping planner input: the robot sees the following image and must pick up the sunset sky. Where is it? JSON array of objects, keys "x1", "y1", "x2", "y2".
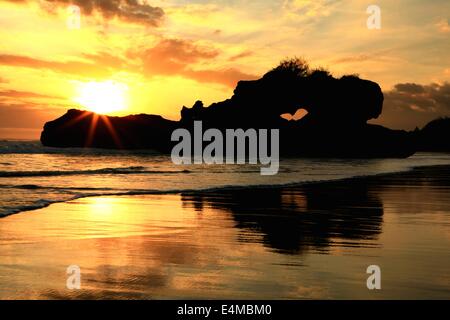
[{"x1": 0, "y1": 0, "x2": 449, "y2": 139}]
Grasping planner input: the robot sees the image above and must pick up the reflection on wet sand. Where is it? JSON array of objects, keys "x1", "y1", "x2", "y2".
[
  {"x1": 181, "y1": 182, "x2": 384, "y2": 254},
  {"x1": 0, "y1": 166, "x2": 449, "y2": 299}
]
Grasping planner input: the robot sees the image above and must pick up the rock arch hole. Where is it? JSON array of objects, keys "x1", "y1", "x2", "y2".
[{"x1": 280, "y1": 108, "x2": 308, "y2": 121}]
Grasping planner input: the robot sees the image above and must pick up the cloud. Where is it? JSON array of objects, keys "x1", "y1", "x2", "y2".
[
  {"x1": 133, "y1": 38, "x2": 257, "y2": 87},
  {"x1": 0, "y1": 53, "x2": 124, "y2": 78},
  {"x1": 435, "y1": 18, "x2": 450, "y2": 33},
  {"x1": 0, "y1": 40, "x2": 256, "y2": 87},
  {"x1": 333, "y1": 54, "x2": 378, "y2": 64},
  {"x1": 386, "y1": 82, "x2": 450, "y2": 113},
  {"x1": 372, "y1": 82, "x2": 450, "y2": 130},
  {"x1": 282, "y1": 0, "x2": 337, "y2": 19},
  {"x1": 0, "y1": 89, "x2": 60, "y2": 99},
  {"x1": 7, "y1": 0, "x2": 164, "y2": 26},
  {"x1": 333, "y1": 49, "x2": 394, "y2": 64},
  {"x1": 81, "y1": 51, "x2": 127, "y2": 67},
  {"x1": 136, "y1": 38, "x2": 220, "y2": 75},
  {"x1": 228, "y1": 50, "x2": 253, "y2": 62},
  {"x1": 182, "y1": 68, "x2": 257, "y2": 87}
]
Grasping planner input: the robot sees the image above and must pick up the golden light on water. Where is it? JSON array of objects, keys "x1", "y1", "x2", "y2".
[{"x1": 74, "y1": 81, "x2": 129, "y2": 114}]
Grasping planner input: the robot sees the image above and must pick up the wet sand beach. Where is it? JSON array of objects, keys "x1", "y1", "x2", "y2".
[{"x1": 0, "y1": 165, "x2": 449, "y2": 299}]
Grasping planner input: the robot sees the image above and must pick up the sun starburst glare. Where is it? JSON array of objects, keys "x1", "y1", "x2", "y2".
[{"x1": 74, "y1": 81, "x2": 129, "y2": 114}]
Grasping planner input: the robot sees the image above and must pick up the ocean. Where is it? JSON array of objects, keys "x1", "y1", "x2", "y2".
[{"x1": 2, "y1": 140, "x2": 450, "y2": 218}]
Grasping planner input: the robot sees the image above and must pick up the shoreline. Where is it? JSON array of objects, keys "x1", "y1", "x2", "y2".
[{"x1": 2, "y1": 163, "x2": 450, "y2": 219}]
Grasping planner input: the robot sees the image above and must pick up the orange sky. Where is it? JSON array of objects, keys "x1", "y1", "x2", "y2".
[{"x1": 0, "y1": 0, "x2": 449, "y2": 139}]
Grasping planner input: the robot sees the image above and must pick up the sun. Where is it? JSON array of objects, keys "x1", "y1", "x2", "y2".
[{"x1": 74, "y1": 81, "x2": 129, "y2": 114}]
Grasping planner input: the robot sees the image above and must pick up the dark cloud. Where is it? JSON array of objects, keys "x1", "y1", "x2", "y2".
[
  {"x1": 372, "y1": 82, "x2": 450, "y2": 130},
  {"x1": 133, "y1": 38, "x2": 257, "y2": 87},
  {"x1": 385, "y1": 82, "x2": 450, "y2": 113},
  {"x1": 393, "y1": 83, "x2": 426, "y2": 94},
  {"x1": 7, "y1": 0, "x2": 164, "y2": 26}
]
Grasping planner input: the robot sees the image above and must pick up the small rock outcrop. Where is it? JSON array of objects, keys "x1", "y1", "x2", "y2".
[{"x1": 41, "y1": 109, "x2": 177, "y2": 152}]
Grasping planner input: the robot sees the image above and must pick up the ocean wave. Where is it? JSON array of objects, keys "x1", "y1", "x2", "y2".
[
  {"x1": 1, "y1": 154, "x2": 450, "y2": 218},
  {"x1": 0, "y1": 140, "x2": 163, "y2": 155},
  {"x1": 0, "y1": 166, "x2": 191, "y2": 177},
  {"x1": 0, "y1": 198, "x2": 73, "y2": 217},
  {"x1": 0, "y1": 165, "x2": 419, "y2": 218}
]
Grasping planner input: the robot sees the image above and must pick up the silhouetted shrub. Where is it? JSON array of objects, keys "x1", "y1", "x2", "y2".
[{"x1": 265, "y1": 57, "x2": 310, "y2": 79}]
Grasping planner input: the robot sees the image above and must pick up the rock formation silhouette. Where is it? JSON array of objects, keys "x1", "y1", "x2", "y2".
[
  {"x1": 41, "y1": 58, "x2": 416, "y2": 158},
  {"x1": 181, "y1": 59, "x2": 383, "y2": 127},
  {"x1": 41, "y1": 109, "x2": 177, "y2": 152},
  {"x1": 415, "y1": 117, "x2": 450, "y2": 152}
]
